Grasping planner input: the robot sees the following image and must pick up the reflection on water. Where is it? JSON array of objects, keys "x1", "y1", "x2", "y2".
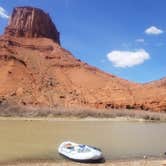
[{"x1": 0, "y1": 119, "x2": 166, "y2": 162}]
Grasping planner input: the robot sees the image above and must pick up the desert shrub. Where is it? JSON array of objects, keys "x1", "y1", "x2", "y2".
[{"x1": 1, "y1": 101, "x2": 166, "y2": 121}]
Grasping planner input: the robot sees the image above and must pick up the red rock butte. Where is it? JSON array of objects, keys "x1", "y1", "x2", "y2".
[
  {"x1": 0, "y1": 6, "x2": 166, "y2": 112},
  {"x1": 5, "y1": 7, "x2": 60, "y2": 44}
]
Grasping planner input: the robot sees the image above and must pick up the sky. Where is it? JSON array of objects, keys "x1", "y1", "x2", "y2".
[{"x1": 0, "y1": 0, "x2": 166, "y2": 83}]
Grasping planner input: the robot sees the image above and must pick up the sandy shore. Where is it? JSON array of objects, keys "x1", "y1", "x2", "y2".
[
  {"x1": 2, "y1": 159, "x2": 166, "y2": 166},
  {"x1": 0, "y1": 116, "x2": 153, "y2": 122}
]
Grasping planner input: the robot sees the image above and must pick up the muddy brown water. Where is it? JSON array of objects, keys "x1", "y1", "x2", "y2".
[{"x1": 0, "y1": 119, "x2": 166, "y2": 162}]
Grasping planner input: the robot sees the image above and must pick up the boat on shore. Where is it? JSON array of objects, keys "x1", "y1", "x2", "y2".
[{"x1": 58, "y1": 141, "x2": 103, "y2": 162}]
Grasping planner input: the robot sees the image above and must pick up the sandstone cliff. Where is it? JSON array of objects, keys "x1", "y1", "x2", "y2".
[
  {"x1": 5, "y1": 7, "x2": 60, "y2": 44},
  {"x1": 0, "y1": 6, "x2": 165, "y2": 112}
]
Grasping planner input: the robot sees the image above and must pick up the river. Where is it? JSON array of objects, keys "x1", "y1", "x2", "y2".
[{"x1": 0, "y1": 119, "x2": 165, "y2": 162}]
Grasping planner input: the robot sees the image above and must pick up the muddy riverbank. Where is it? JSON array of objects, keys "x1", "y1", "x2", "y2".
[{"x1": 2, "y1": 159, "x2": 166, "y2": 166}]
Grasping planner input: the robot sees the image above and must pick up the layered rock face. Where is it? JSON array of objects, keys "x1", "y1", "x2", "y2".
[
  {"x1": 5, "y1": 7, "x2": 60, "y2": 44},
  {"x1": 0, "y1": 6, "x2": 166, "y2": 112}
]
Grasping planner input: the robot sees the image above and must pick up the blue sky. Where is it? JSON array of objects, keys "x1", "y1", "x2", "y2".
[{"x1": 0, "y1": 0, "x2": 166, "y2": 83}]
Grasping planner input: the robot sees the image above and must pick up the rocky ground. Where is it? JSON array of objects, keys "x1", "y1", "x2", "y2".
[{"x1": 2, "y1": 159, "x2": 166, "y2": 166}]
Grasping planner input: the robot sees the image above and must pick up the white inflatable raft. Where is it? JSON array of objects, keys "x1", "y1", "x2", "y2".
[{"x1": 58, "y1": 141, "x2": 103, "y2": 162}]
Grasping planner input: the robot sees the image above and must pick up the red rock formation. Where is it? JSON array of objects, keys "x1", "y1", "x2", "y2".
[
  {"x1": 0, "y1": 6, "x2": 166, "y2": 112},
  {"x1": 5, "y1": 7, "x2": 60, "y2": 44}
]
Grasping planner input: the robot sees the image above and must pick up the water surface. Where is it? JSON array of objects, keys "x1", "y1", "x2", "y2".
[{"x1": 0, "y1": 119, "x2": 165, "y2": 162}]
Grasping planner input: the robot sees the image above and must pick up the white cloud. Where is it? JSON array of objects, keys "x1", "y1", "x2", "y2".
[
  {"x1": 107, "y1": 49, "x2": 150, "y2": 68},
  {"x1": 136, "y1": 38, "x2": 145, "y2": 43},
  {"x1": 145, "y1": 26, "x2": 163, "y2": 35},
  {"x1": 0, "y1": 6, "x2": 9, "y2": 19}
]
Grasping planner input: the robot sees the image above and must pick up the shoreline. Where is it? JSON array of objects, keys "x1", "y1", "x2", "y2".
[
  {"x1": 0, "y1": 116, "x2": 160, "y2": 122},
  {"x1": 2, "y1": 158, "x2": 166, "y2": 166},
  {"x1": 1, "y1": 103, "x2": 166, "y2": 121}
]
